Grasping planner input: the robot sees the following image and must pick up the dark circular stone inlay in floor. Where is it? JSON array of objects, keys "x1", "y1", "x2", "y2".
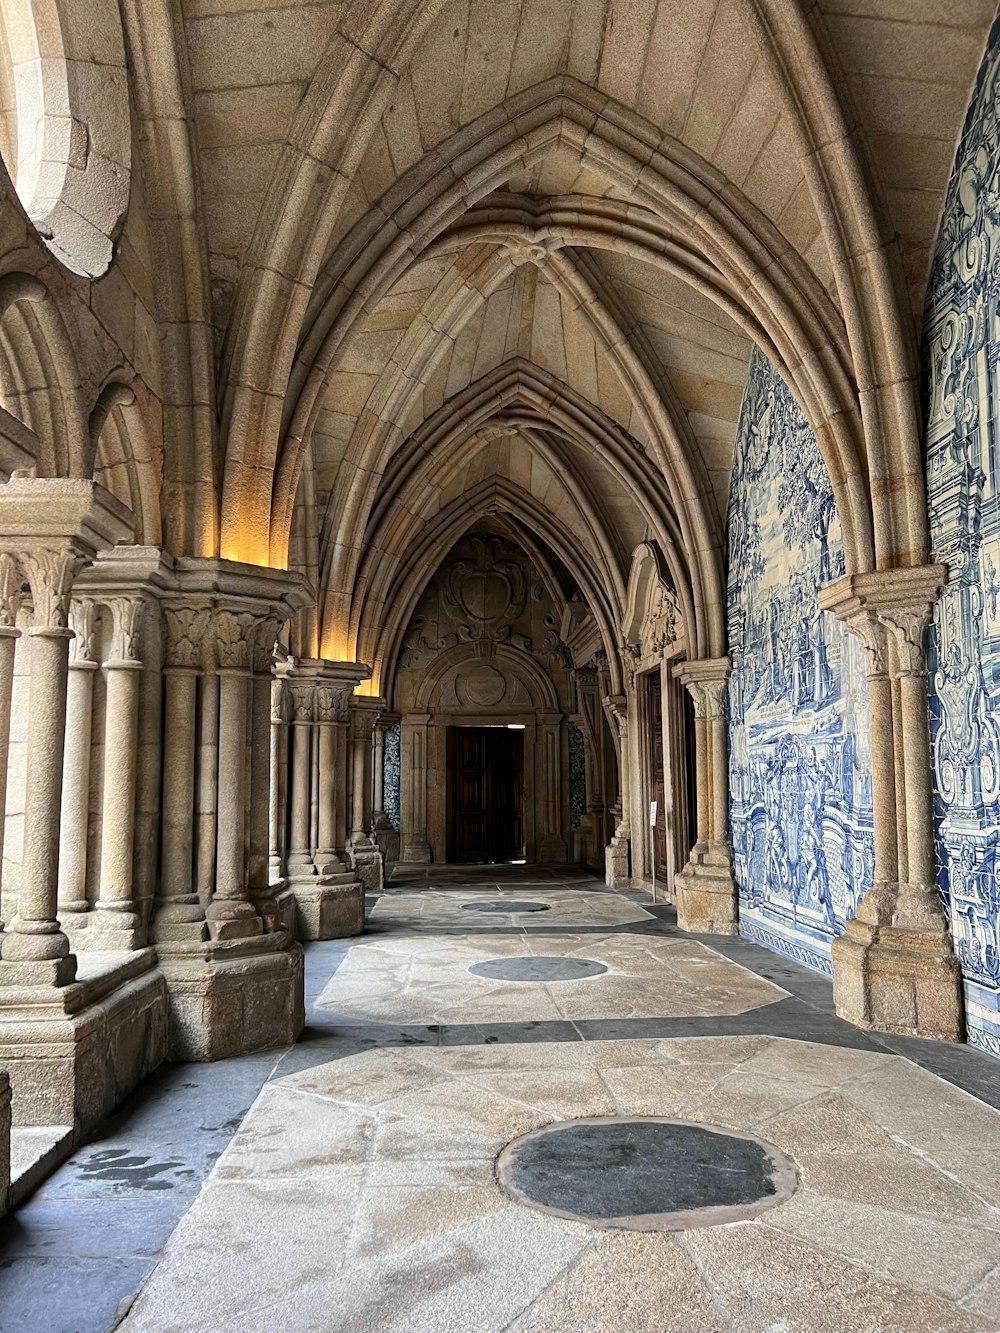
[
  {"x1": 496, "y1": 1117, "x2": 799, "y2": 1230},
  {"x1": 461, "y1": 901, "x2": 551, "y2": 914},
  {"x1": 469, "y1": 956, "x2": 607, "y2": 982}
]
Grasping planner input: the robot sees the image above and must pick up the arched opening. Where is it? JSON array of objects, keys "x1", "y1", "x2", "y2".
[{"x1": 0, "y1": 0, "x2": 130, "y2": 277}]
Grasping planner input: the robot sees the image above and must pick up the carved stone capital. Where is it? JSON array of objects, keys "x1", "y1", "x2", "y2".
[
  {"x1": 249, "y1": 614, "x2": 284, "y2": 675},
  {"x1": 818, "y1": 566, "x2": 947, "y2": 682},
  {"x1": 215, "y1": 609, "x2": 257, "y2": 672},
  {"x1": 289, "y1": 680, "x2": 316, "y2": 724},
  {"x1": 20, "y1": 547, "x2": 86, "y2": 629},
  {"x1": 673, "y1": 657, "x2": 731, "y2": 719},
  {"x1": 0, "y1": 552, "x2": 23, "y2": 628},
  {"x1": 106, "y1": 595, "x2": 145, "y2": 665},
  {"x1": 270, "y1": 677, "x2": 289, "y2": 724},
  {"x1": 163, "y1": 602, "x2": 210, "y2": 671},
  {"x1": 69, "y1": 598, "x2": 99, "y2": 664}
]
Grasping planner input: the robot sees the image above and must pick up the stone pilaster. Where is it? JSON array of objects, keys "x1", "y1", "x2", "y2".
[
  {"x1": 671, "y1": 657, "x2": 737, "y2": 936},
  {"x1": 401, "y1": 712, "x2": 432, "y2": 862},
  {"x1": 820, "y1": 567, "x2": 963, "y2": 1041},
  {"x1": 537, "y1": 710, "x2": 567, "y2": 863}
]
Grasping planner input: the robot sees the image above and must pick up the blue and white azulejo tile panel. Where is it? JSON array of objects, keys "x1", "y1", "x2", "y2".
[
  {"x1": 727, "y1": 347, "x2": 874, "y2": 975},
  {"x1": 924, "y1": 14, "x2": 1000, "y2": 1058},
  {"x1": 383, "y1": 720, "x2": 401, "y2": 833}
]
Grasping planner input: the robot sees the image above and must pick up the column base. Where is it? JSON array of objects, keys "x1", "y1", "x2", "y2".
[
  {"x1": 148, "y1": 899, "x2": 208, "y2": 945},
  {"x1": 605, "y1": 836, "x2": 630, "y2": 890},
  {"x1": 349, "y1": 840, "x2": 384, "y2": 891},
  {"x1": 0, "y1": 949, "x2": 166, "y2": 1131},
  {"x1": 673, "y1": 843, "x2": 738, "y2": 935},
  {"x1": 400, "y1": 839, "x2": 431, "y2": 864},
  {"x1": 538, "y1": 834, "x2": 568, "y2": 864},
  {"x1": 287, "y1": 871, "x2": 364, "y2": 940},
  {"x1": 63, "y1": 909, "x2": 147, "y2": 952},
  {"x1": 205, "y1": 899, "x2": 264, "y2": 942},
  {"x1": 372, "y1": 817, "x2": 400, "y2": 863},
  {"x1": 832, "y1": 904, "x2": 964, "y2": 1042},
  {"x1": 157, "y1": 934, "x2": 304, "y2": 1062}
]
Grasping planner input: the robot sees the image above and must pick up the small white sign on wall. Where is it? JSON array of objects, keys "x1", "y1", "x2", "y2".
[{"x1": 649, "y1": 801, "x2": 657, "y2": 827}]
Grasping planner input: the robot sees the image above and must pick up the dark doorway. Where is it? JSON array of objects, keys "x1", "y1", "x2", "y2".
[
  {"x1": 447, "y1": 726, "x2": 525, "y2": 863},
  {"x1": 644, "y1": 670, "x2": 668, "y2": 884}
]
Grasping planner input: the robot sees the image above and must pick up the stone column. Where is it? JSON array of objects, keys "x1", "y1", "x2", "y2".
[
  {"x1": 248, "y1": 624, "x2": 282, "y2": 932},
  {"x1": 314, "y1": 685, "x2": 340, "y2": 874},
  {"x1": 57, "y1": 600, "x2": 97, "y2": 918},
  {"x1": 0, "y1": 557, "x2": 21, "y2": 932},
  {"x1": 671, "y1": 658, "x2": 737, "y2": 935},
  {"x1": 195, "y1": 670, "x2": 219, "y2": 901},
  {"x1": 603, "y1": 693, "x2": 630, "y2": 889},
  {"x1": 152, "y1": 604, "x2": 207, "y2": 942},
  {"x1": 820, "y1": 567, "x2": 962, "y2": 1041},
  {"x1": 206, "y1": 610, "x2": 262, "y2": 941},
  {"x1": 334, "y1": 712, "x2": 349, "y2": 861},
  {"x1": 401, "y1": 713, "x2": 432, "y2": 862},
  {"x1": 371, "y1": 720, "x2": 386, "y2": 826},
  {"x1": 286, "y1": 681, "x2": 316, "y2": 878},
  {"x1": 0, "y1": 549, "x2": 84, "y2": 984},
  {"x1": 90, "y1": 596, "x2": 145, "y2": 946},
  {"x1": 269, "y1": 678, "x2": 288, "y2": 882}
]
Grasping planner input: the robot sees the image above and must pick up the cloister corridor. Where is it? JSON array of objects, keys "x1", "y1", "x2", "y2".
[{"x1": 1, "y1": 867, "x2": 997, "y2": 1333}]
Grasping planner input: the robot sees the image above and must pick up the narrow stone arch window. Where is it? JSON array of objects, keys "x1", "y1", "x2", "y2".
[{"x1": 0, "y1": 0, "x2": 130, "y2": 277}]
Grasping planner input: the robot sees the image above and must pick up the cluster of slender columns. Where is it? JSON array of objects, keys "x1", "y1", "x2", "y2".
[{"x1": 270, "y1": 658, "x2": 381, "y2": 936}]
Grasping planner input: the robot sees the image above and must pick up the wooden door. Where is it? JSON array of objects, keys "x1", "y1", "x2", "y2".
[
  {"x1": 447, "y1": 727, "x2": 525, "y2": 862},
  {"x1": 645, "y1": 670, "x2": 668, "y2": 881}
]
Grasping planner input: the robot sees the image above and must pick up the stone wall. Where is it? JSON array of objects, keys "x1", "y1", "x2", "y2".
[
  {"x1": 925, "y1": 12, "x2": 1000, "y2": 1059},
  {"x1": 727, "y1": 348, "x2": 874, "y2": 974}
]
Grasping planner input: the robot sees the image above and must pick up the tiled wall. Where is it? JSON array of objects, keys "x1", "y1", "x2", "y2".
[
  {"x1": 925, "y1": 14, "x2": 1000, "y2": 1058},
  {"x1": 727, "y1": 347, "x2": 874, "y2": 974},
  {"x1": 383, "y1": 721, "x2": 401, "y2": 833}
]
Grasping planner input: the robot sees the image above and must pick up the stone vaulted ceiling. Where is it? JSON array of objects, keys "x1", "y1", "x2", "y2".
[{"x1": 14, "y1": 0, "x2": 990, "y2": 691}]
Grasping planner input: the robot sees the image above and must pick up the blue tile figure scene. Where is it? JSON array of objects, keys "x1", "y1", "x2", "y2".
[
  {"x1": 568, "y1": 722, "x2": 585, "y2": 832},
  {"x1": 383, "y1": 721, "x2": 401, "y2": 833},
  {"x1": 728, "y1": 348, "x2": 875, "y2": 975},
  {"x1": 925, "y1": 14, "x2": 1000, "y2": 1059}
]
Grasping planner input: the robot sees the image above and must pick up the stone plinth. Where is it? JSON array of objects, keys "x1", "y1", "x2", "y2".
[
  {"x1": 287, "y1": 871, "x2": 364, "y2": 940},
  {"x1": 674, "y1": 844, "x2": 739, "y2": 936},
  {"x1": 605, "y1": 836, "x2": 629, "y2": 890},
  {"x1": 832, "y1": 913, "x2": 964, "y2": 1042},
  {"x1": 158, "y1": 937, "x2": 304, "y2": 1063},
  {"x1": 0, "y1": 951, "x2": 167, "y2": 1132},
  {"x1": 349, "y1": 840, "x2": 384, "y2": 892}
]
